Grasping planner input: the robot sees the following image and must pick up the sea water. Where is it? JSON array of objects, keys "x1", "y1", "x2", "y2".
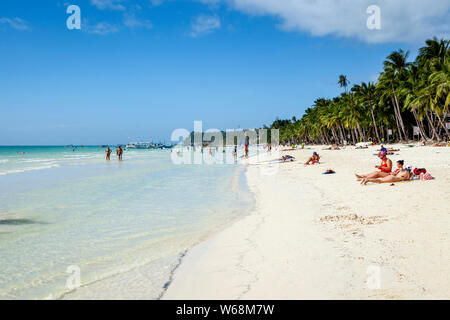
[{"x1": 0, "y1": 146, "x2": 253, "y2": 299}]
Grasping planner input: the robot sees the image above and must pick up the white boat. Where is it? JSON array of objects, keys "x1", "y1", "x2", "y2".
[{"x1": 126, "y1": 142, "x2": 166, "y2": 149}]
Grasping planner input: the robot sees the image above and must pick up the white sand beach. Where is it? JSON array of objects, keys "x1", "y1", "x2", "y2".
[{"x1": 163, "y1": 144, "x2": 450, "y2": 300}]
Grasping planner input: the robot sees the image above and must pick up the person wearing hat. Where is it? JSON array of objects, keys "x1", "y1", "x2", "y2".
[
  {"x1": 305, "y1": 152, "x2": 320, "y2": 165},
  {"x1": 355, "y1": 151, "x2": 392, "y2": 180}
]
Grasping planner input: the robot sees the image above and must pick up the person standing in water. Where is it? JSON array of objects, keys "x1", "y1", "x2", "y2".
[
  {"x1": 116, "y1": 146, "x2": 123, "y2": 161},
  {"x1": 105, "y1": 146, "x2": 112, "y2": 160}
]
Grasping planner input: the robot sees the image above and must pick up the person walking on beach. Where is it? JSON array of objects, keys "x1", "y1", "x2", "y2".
[
  {"x1": 116, "y1": 146, "x2": 123, "y2": 161},
  {"x1": 105, "y1": 147, "x2": 112, "y2": 160}
]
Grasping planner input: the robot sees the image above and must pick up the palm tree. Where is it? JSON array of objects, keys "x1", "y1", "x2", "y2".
[
  {"x1": 401, "y1": 64, "x2": 430, "y2": 140},
  {"x1": 417, "y1": 37, "x2": 449, "y2": 69},
  {"x1": 270, "y1": 37, "x2": 449, "y2": 144},
  {"x1": 353, "y1": 82, "x2": 381, "y2": 142},
  {"x1": 338, "y1": 75, "x2": 349, "y2": 93},
  {"x1": 378, "y1": 49, "x2": 411, "y2": 140}
]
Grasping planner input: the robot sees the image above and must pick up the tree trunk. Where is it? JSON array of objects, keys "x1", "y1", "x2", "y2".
[
  {"x1": 411, "y1": 108, "x2": 429, "y2": 140},
  {"x1": 435, "y1": 111, "x2": 450, "y2": 137},
  {"x1": 337, "y1": 124, "x2": 345, "y2": 144},
  {"x1": 392, "y1": 98, "x2": 403, "y2": 141},
  {"x1": 350, "y1": 128, "x2": 356, "y2": 144},
  {"x1": 370, "y1": 108, "x2": 381, "y2": 142},
  {"x1": 426, "y1": 110, "x2": 440, "y2": 141},
  {"x1": 391, "y1": 86, "x2": 407, "y2": 140}
]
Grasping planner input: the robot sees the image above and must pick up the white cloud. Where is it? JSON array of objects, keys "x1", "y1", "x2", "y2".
[
  {"x1": 189, "y1": 15, "x2": 221, "y2": 37},
  {"x1": 123, "y1": 13, "x2": 153, "y2": 29},
  {"x1": 90, "y1": 0, "x2": 126, "y2": 11},
  {"x1": 84, "y1": 20, "x2": 120, "y2": 35},
  {"x1": 150, "y1": 0, "x2": 164, "y2": 6},
  {"x1": 213, "y1": 0, "x2": 450, "y2": 43},
  {"x1": 0, "y1": 17, "x2": 30, "y2": 31}
]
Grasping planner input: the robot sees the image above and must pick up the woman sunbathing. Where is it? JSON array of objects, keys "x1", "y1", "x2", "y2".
[
  {"x1": 324, "y1": 145, "x2": 340, "y2": 150},
  {"x1": 361, "y1": 160, "x2": 410, "y2": 185},
  {"x1": 355, "y1": 151, "x2": 392, "y2": 180},
  {"x1": 305, "y1": 152, "x2": 320, "y2": 165}
]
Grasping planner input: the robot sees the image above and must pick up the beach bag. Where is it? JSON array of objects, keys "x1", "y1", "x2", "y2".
[
  {"x1": 420, "y1": 173, "x2": 434, "y2": 181},
  {"x1": 414, "y1": 168, "x2": 427, "y2": 175}
]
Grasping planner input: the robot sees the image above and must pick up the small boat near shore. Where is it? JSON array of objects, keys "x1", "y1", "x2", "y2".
[{"x1": 126, "y1": 142, "x2": 172, "y2": 149}]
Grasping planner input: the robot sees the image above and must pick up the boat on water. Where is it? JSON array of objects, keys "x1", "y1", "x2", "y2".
[{"x1": 126, "y1": 142, "x2": 169, "y2": 149}]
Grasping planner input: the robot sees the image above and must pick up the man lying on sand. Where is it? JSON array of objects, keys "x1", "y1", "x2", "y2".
[
  {"x1": 259, "y1": 155, "x2": 295, "y2": 164},
  {"x1": 355, "y1": 151, "x2": 392, "y2": 179},
  {"x1": 281, "y1": 155, "x2": 295, "y2": 162},
  {"x1": 324, "y1": 145, "x2": 340, "y2": 150},
  {"x1": 433, "y1": 142, "x2": 448, "y2": 147},
  {"x1": 305, "y1": 152, "x2": 320, "y2": 165},
  {"x1": 361, "y1": 160, "x2": 411, "y2": 185},
  {"x1": 379, "y1": 145, "x2": 399, "y2": 154}
]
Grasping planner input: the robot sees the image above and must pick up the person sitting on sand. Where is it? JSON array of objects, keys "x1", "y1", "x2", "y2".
[
  {"x1": 355, "y1": 151, "x2": 392, "y2": 180},
  {"x1": 361, "y1": 160, "x2": 410, "y2": 185},
  {"x1": 305, "y1": 152, "x2": 320, "y2": 165}
]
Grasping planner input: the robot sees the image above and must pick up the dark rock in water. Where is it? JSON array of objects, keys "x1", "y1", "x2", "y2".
[{"x1": 0, "y1": 219, "x2": 46, "y2": 225}]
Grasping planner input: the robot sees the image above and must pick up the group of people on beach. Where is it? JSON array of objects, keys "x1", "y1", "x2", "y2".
[
  {"x1": 355, "y1": 151, "x2": 410, "y2": 185},
  {"x1": 105, "y1": 146, "x2": 123, "y2": 161},
  {"x1": 292, "y1": 143, "x2": 415, "y2": 185}
]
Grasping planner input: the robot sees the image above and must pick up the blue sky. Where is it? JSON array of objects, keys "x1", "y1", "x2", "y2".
[{"x1": 0, "y1": 0, "x2": 449, "y2": 145}]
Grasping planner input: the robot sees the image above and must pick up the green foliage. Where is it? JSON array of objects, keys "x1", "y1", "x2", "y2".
[{"x1": 269, "y1": 38, "x2": 450, "y2": 143}]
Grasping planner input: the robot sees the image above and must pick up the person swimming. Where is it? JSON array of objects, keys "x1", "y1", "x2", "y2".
[
  {"x1": 361, "y1": 160, "x2": 410, "y2": 185},
  {"x1": 355, "y1": 151, "x2": 392, "y2": 180}
]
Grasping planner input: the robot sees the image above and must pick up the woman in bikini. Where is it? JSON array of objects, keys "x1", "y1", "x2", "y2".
[
  {"x1": 361, "y1": 160, "x2": 411, "y2": 185},
  {"x1": 355, "y1": 151, "x2": 392, "y2": 180},
  {"x1": 305, "y1": 152, "x2": 320, "y2": 165}
]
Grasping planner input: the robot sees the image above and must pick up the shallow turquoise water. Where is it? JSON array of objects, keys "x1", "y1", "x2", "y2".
[{"x1": 0, "y1": 146, "x2": 253, "y2": 299}]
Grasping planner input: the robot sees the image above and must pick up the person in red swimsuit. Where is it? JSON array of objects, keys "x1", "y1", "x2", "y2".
[
  {"x1": 361, "y1": 160, "x2": 411, "y2": 185},
  {"x1": 355, "y1": 151, "x2": 392, "y2": 180}
]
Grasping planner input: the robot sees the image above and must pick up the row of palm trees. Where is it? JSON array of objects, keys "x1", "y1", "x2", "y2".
[{"x1": 269, "y1": 38, "x2": 449, "y2": 144}]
